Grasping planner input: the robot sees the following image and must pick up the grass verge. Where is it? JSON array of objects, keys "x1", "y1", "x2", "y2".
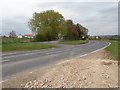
[
  {"x1": 59, "y1": 40, "x2": 89, "y2": 45},
  {"x1": 2, "y1": 42, "x2": 57, "y2": 52},
  {"x1": 105, "y1": 40, "x2": 119, "y2": 62}
]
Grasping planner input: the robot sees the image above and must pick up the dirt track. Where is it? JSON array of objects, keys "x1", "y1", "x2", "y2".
[{"x1": 2, "y1": 49, "x2": 118, "y2": 88}]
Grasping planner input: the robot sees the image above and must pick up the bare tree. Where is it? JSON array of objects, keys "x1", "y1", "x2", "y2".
[{"x1": 9, "y1": 31, "x2": 17, "y2": 37}]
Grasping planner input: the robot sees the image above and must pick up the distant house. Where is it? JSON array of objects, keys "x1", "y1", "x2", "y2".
[
  {"x1": 17, "y1": 34, "x2": 23, "y2": 38},
  {"x1": 89, "y1": 36, "x2": 100, "y2": 40},
  {"x1": 96, "y1": 36, "x2": 99, "y2": 39},
  {"x1": 24, "y1": 34, "x2": 34, "y2": 38},
  {"x1": 89, "y1": 36, "x2": 95, "y2": 40}
]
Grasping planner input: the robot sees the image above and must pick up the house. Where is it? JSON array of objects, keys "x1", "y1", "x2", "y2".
[
  {"x1": 17, "y1": 34, "x2": 23, "y2": 38},
  {"x1": 24, "y1": 34, "x2": 34, "y2": 38},
  {"x1": 96, "y1": 36, "x2": 99, "y2": 39},
  {"x1": 89, "y1": 36, "x2": 100, "y2": 40}
]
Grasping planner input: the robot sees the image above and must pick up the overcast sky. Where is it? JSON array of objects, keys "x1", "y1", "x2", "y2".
[{"x1": 1, "y1": 0, "x2": 118, "y2": 36}]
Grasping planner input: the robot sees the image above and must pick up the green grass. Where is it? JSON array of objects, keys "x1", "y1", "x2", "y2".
[
  {"x1": 2, "y1": 42, "x2": 57, "y2": 52},
  {"x1": 2, "y1": 37, "x2": 31, "y2": 44},
  {"x1": 59, "y1": 40, "x2": 89, "y2": 45},
  {"x1": 2, "y1": 37, "x2": 57, "y2": 52},
  {"x1": 105, "y1": 40, "x2": 119, "y2": 61}
]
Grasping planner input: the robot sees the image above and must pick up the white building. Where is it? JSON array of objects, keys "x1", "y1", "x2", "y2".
[{"x1": 17, "y1": 35, "x2": 23, "y2": 38}]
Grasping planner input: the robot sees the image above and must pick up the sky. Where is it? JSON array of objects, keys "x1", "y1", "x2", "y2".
[{"x1": 1, "y1": 0, "x2": 118, "y2": 36}]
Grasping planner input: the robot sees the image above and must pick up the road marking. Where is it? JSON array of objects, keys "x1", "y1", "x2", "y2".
[
  {"x1": 2, "y1": 56, "x2": 16, "y2": 59},
  {"x1": 2, "y1": 52, "x2": 18, "y2": 56},
  {"x1": 2, "y1": 50, "x2": 51, "y2": 59},
  {"x1": 46, "y1": 52, "x2": 53, "y2": 54},
  {"x1": 45, "y1": 49, "x2": 70, "y2": 55},
  {"x1": 56, "y1": 42, "x2": 111, "y2": 66},
  {"x1": 1, "y1": 41, "x2": 110, "y2": 82},
  {"x1": 2, "y1": 45, "x2": 76, "y2": 59},
  {"x1": 2, "y1": 49, "x2": 67, "y2": 57},
  {"x1": 0, "y1": 60, "x2": 10, "y2": 63},
  {"x1": 80, "y1": 42, "x2": 111, "y2": 57},
  {"x1": 2, "y1": 41, "x2": 109, "y2": 60}
]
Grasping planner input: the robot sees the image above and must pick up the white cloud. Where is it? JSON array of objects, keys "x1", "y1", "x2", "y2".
[{"x1": 1, "y1": 1, "x2": 118, "y2": 35}]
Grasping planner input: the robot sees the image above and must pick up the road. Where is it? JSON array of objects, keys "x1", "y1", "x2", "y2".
[{"x1": 2, "y1": 40, "x2": 109, "y2": 80}]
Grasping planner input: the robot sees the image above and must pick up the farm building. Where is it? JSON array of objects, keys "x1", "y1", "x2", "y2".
[
  {"x1": 17, "y1": 34, "x2": 23, "y2": 38},
  {"x1": 24, "y1": 34, "x2": 34, "y2": 38}
]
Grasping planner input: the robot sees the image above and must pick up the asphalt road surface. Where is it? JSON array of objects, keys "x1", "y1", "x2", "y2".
[{"x1": 2, "y1": 40, "x2": 109, "y2": 80}]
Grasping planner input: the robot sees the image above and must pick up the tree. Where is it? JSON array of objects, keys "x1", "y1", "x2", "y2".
[
  {"x1": 9, "y1": 31, "x2": 17, "y2": 37},
  {"x1": 28, "y1": 10, "x2": 66, "y2": 41},
  {"x1": 78, "y1": 24, "x2": 88, "y2": 40},
  {"x1": 64, "y1": 21, "x2": 88, "y2": 40},
  {"x1": 65, "y1": 20, "x2": 80, "y2": 40},
  {"x1": 65, "y1": 20, "x2": 73, "y2": 39}
]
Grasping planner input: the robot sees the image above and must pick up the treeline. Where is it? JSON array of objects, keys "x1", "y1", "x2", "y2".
[
  {"x1": 28, "y1": 10, "x2": 88, "y2": 41},
  {"x1": 100, "y1": 35, "x2": 119, "y2": 40}
]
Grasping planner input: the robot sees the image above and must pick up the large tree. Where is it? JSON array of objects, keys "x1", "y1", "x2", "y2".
[
  {"x1": 64, "y1": 21, "x2": 88, "y2": 40},
  {"x1": 65, "y1": 20, "x2": 78, "y2": 40},
  {"x1": 77, "y1": 24, "x2": 88, "y2": 39},
  {"x1": 28, "y1": 10, "x2": 66, "y2": 41}
]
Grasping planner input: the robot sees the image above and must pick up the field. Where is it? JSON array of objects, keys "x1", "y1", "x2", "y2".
[
  {"x1": 59, "y1": 40, "x2": 89, "y2": 45},
  {"x1": 105, "y1": 40, "x2": 119, "y2": 61},
  {"x1": 2, "y1": 38, "x2": 57, "y2": 52},
  {"x1": 2, "y1": 37, "x2": 32, "y2": 44}
]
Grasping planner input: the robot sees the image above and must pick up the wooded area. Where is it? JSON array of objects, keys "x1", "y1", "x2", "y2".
[{"x1": 28, "y1": 10, "x2": 88, "y2": 41}]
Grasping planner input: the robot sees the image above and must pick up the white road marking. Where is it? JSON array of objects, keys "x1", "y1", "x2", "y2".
[
  {"x1": 2, "y1": 52, "x2": 18, "y2": 56},
  {"x1": 46, "y1": 52, "x2": 52, "y2": 54},
  {"x1": 2, "y1": 56, "x2": 16, "y2": 59},
  {"x1": 56, "y1": 42, "x2": 111, "y2": 66},
  {"x1": 2, "y1": 50, "x2": 52, "y2": 59},
  {"x1": 2, "y1": 41, "x2": 109, "y2": 60},
  {"x1": 2, "y1": 42, "x2": 84, "y2": 59},
  {"x1": 46, "y1": 49, "x2": 70, "y2": 55},
  {"x1": 78, "y1": 42, "x2": 111, "y2": 58},
  {"x1": 1, "y1": 41, "x2": 110, "y2": 83},
  {"x1": 2, "y1": 42, "x2": 78, "y2": 58},
  {"x1": 0, "y1": 60, "x2": 10, "y2": 63}
]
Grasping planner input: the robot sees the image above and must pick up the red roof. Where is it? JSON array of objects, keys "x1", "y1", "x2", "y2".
[{"x1": 24, "y1": 34, "x2": 34, "y2": 37}]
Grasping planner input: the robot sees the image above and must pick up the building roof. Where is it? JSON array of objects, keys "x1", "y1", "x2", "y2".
[{"x1": 24, "y1": 34, "x2": 34, "y2": 37}]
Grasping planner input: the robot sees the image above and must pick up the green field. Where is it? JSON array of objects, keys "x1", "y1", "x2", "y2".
[
  {"x1": 2, "y1": 37, "x2": 32, "y2": 44},
  {"x1": 2, "y1": 42, "x2": 57, "y2": 52},
  {"x1": 59, "y1": 40, "x2": 89, "y2": 45},
  {"x1": 2, "y1": 38, "x2": 57, "y2": 52},
  {"x1": 105, "y1": 40, "x2": 119, "y2": 61}
]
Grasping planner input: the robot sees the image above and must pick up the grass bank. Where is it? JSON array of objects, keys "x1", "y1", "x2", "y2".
[
  {"x1": 59, "y1": 40, "x2": 89, "y2": 45},
  {"x1": 2, "y1": 42, "x2": 57, "y2": 52},
  {"x1": 105, "y1": 40, "x2": 119, "y2": 62}
]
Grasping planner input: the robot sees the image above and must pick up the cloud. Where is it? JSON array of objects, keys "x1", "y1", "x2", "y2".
[
  {"x1": 2, "y1": 1, "x2": 118, "y2": 36},
  {"x1": 36, "y1": 2, "x2": 117, "y2": 35},
  {"x1": 2, "y1": 17, "x2": 31, "y2": 35}
]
